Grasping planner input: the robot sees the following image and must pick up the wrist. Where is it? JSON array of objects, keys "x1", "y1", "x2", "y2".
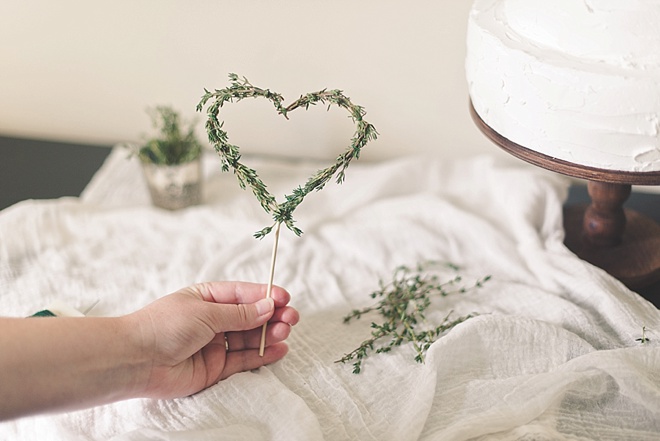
[{"x1": 115, "y1": 314, "x2": 155, "y2": 400}]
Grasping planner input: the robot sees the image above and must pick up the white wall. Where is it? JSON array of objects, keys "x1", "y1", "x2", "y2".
[{"x1": 0, "y1": 0, "x2": 498, "y2": 162}]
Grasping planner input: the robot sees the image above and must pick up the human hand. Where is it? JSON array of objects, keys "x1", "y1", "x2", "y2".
[{"x1": 126, "y1": 281, "x2": 299, "y2": 400}]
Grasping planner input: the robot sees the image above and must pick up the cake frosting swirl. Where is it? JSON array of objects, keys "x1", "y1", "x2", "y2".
[{"x1": 466, "y1": 0, "x2": 660, "y2": 172}]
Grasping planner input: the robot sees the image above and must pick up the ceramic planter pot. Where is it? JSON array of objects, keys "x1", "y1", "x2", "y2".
[{"x1": 141, "y1": 157, "x2": 202, "y2": 210}]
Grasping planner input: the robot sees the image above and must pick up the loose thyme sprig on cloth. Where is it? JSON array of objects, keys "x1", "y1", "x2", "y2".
[
  {"x1": 337, "y1": 261, "x2": 491, "y2": 374},
  {"x1": 197, "y1": 73, "x2": 378, "y2": 239}
]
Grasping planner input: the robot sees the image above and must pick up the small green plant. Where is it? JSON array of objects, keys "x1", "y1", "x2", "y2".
[
  {"x1": 138, "y1": 106, "x2": 203, "y2": 165},
  {"x1": 336, "y1": 261, "x2": 490, "y2": 374}
]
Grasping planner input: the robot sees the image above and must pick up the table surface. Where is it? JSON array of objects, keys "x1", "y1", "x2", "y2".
[
  {"x1": 1, "y1": 135, "x2": 658, "y2": 305},
  {"x1": 0, "y1": 136, "x2": 112, "y2": 210},
  {"x1": 2, "y1": 135, "x2": 659, "y2": 218}
]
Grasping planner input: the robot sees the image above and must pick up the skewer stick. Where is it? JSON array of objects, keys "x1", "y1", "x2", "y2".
[{"x1": 259, "y1": 222, "x2": 282, "y2": 356}]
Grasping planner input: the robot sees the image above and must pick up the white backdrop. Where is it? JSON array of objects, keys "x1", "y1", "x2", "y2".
[{"x1": 0, "y1": 0, "x2": 499, "y2": 162}]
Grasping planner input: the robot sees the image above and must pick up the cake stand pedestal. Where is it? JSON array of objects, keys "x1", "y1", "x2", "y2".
[{"x1": 470, "y1": 102, "x2": 660, "y2": 293}]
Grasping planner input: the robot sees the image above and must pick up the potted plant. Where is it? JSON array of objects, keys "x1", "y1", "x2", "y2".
[{"x1": 137, "y1": 105, "x2": 204, "y2": 210}]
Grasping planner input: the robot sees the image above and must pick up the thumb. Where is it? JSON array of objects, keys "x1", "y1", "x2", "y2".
[{"x1": 210, "y1": 297, "x2": 274, "y2": 332}]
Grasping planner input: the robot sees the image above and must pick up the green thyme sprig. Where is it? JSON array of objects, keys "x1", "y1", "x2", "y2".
[
  {"x1": 636, "y1": 326, "x2": 651, "y2": 344},
  {"x1": 336, "y1": 261, "x2": 491, "y2": 374},
  {"x1": 197, "y1": 73, "x2": 378, "y2": 238}
]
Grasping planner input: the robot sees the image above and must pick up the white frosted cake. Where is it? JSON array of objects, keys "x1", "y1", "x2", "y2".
[{"x1": 466, "y1": 0, "x2": 660, "y2": 172}]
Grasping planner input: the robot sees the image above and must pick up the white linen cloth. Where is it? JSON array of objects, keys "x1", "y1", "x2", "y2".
[{"x1": 0, "y1": 147, "x2": 658, "y2": 440}]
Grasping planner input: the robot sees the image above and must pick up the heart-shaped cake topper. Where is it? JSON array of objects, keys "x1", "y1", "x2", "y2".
[{"x1": 197, "y1": 73, "x2": 378, "y2": 238}]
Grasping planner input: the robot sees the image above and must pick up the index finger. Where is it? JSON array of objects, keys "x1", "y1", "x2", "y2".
[{"x1": 189, "y1": 281, "x2": 291, "y2": 307}]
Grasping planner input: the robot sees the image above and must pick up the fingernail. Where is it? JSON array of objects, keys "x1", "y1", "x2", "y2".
[{"x1": 256, "y1": 297, "x2": 274, "y2": 316}]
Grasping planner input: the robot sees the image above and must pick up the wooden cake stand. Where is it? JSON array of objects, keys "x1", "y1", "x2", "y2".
[{"x1": 470, "y1": 102, "x2": 660, "y2": 295}]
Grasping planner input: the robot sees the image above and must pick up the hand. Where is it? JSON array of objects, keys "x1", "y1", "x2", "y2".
[{"x1": 128, "y1": 281, "x2": 299, "y2": 399}]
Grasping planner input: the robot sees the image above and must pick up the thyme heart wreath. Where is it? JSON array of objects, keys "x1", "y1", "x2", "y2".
[{"x1": 197, "y1": 73, "x2": 378, "y2": 239}]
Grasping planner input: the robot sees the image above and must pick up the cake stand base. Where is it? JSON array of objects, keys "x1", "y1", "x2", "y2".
[{"x1": 563, "y1": 202, "x2": 660, "y2": 291}]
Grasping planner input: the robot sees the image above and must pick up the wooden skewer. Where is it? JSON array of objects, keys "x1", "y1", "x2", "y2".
[{"x1": 259, "y1": 222, "x2": 282, "y2": 356}]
